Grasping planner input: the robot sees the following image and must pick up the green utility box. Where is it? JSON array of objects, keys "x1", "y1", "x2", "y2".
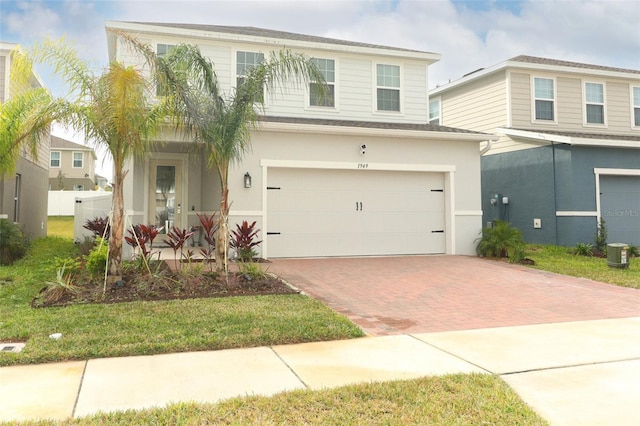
[{"x1": 607, "y1": 243, "x2": 629, "y2": 269}]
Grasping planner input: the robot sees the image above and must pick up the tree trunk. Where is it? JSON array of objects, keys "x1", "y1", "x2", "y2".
[
  {"x1": 107, "y1": 170, "x2": 124, "y2": 284},
  {"x1": 215, "y1": 187, "x2": 229, "y2": 275}
]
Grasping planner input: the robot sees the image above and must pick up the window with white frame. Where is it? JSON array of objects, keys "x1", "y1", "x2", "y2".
[
  {"x1": 50, "y1": 151, "x2": 61, "y2": 168},
  {"x1": 309, "y1": 58, "x2": 335, "y2": 107},
  {"x1": 429, "y1": 98, "x2": 440, "y2": 125},
  {"x1": 533, "y1": 77, "x2": 555, "y2": 121},
  {"x1": 585, "y1": 82, "x2": 605, "y2": 125},
  {"x1": 73, "y1": 184, "x2": 85, "y2": 191},
  {"x1": 156, "y1": 44, "x2": 176, "y2": 96},
  {"x1": 236, "y1": 51, "x2": 265, "y2": 93},
  {"x1": 633, "y1": 86, "x2": 640, "y2": 127},
  {"x1": 376, "y1": 64, "x2": 400, "y2": 112},
  {"x1": 73, "y1": 152, "x2": 83, "y2": 168}
]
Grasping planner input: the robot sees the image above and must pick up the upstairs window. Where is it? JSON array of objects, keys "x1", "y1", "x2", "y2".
[
  {"x1": 633, "y1": 86, "x2": 640, "y2": 127},
  {"x1": 585, "y1": 82, "x2": 605, "y2": 125},
  {"x1": 376, "y1": 64, "x2": 400, "y2": 112},
  {"x1": 73, "y1": 184, "x2": 85, "y2": 191},
  {"x1": 429, "y1": 98, "x2": 441, "y2": 125},
  {"x1": 156, "y1": 44, "x2": 176, "y2": 96},
  {"x1": 309, "y1": 58, "x2": 335, "y2": 108},
  {"x1": 236, "y1": 51, "x2": 265, "y2": 102},
  {"x1": 73, "y1": 152, "x2": 83, "y2": 168},
  {"x1": 534, "y1": 77, "x2": 555, "y2": 121},
  {"x1": 50, "y1": 151, "x2": 61, "y2": 168}
]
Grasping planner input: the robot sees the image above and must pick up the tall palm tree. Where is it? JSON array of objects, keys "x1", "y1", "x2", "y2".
[
  {"x1": 0, "y1": 47, "x2": 64, "y2": 176},
  {"x1": 30, "y1": 38, "x2": 168, "y2": 283},
  {"x1": 116, "y1": 34, "x2": 327, "y2": 273}
]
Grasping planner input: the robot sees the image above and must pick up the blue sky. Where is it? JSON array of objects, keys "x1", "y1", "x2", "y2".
[{"x1": 1, "y1": 0, "x2": 639, "y2": 177}]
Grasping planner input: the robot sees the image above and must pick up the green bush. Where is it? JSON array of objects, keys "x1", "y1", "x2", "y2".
[
  {"x1": 476, "y1": 220, "x2": 526, "y2": 263},
  {"x1": 574, "y1": 242, "x2": 594, "y2": 257},
  {"x1": 594, "y1": 217, "x2": 607, "y2": 253},
  {"x1": 0, "y1": 219, "x2": 30, "y2": 265},
  {"x1": 85, "y1": 237, "x2": 108, "y2": 276}
]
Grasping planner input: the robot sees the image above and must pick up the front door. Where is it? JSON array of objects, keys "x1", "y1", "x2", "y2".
[{"x1": 149, "y1": 160, "x2": 182, "y2": 234}]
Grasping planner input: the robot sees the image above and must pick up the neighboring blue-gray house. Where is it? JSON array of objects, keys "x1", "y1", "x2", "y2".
[{"x1": 430, "y1": 56, "x2": 640, "y2": 246}]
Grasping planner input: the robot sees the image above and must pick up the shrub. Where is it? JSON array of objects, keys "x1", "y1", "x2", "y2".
[
  {"x1": 83, "y1": 216, "x2": 110, "y2": 240},
  {"x1": 594, "y1": 217, "x2": 607, "y2": 254},
  {"x1": 85, "y1": 237, "x2": 108, "y2": 276},
  {"x1": 574, "y1": 242, "x2": 594, "y2": 257},
  {"x1": 0, "y1": 219, "x2": 30, "y2": 265},
  {"x1": 40, "y1": 263, "x2": 80, "y2": 305},
  {"x1": 628, "y1": 245, "x2": 639, "y2": 258},
  {"x1": 231, "y1": 221, "x2": 262, "y2": 262},
  {"x1": 238, "y1": 260, "x2": 268, "y2": 280},
  {"x1": 476, "y1": 220, "x2": 526, "y2": 263}
]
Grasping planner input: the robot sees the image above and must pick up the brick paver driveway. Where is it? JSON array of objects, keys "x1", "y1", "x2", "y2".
[{"x1": 268, "y1": 256, "x2": 640, "y2": 336}]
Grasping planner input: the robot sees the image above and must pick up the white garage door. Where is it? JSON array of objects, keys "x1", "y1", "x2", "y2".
[{"x1": 266, "y1": 167, "x2": 446, "y2": 258}]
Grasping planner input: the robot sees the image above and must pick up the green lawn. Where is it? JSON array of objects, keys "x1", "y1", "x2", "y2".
[
  {"x1": 527, "y1": 244, "x2": 640, "y2": 289},
  {"x1": 47, "y1": 216, "x2": 75, "y2": 239},
  {"x1": 0, "y1": 238, "x2": 363, "y2": 367}
]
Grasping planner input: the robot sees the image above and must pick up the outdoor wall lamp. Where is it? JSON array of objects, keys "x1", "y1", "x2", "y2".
[{"x1": 244, "y1": 172, "x2": 252, "y2": 188}]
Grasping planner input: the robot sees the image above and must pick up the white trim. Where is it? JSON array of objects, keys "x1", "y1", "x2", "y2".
[
  {"x1": 72, "y1": 151, "x2": 84, "y2": 168},
  {"x1": 260, "y1": 159, "x2": 456, "y2": 173},
  {"x1": 305, "y1": 56, "x2": 339, "y2": 112},
  {"x1": 531, "y1": 75, "x2": 557, "y2": 124},
  {"x1": 455, "y1": 210, "x2": 483, "y2": 216},
  {"x1": 582, "y1": 80, "x2": 607, "y2": 127},
  {"x1": 428, "y1": 96, "x2": 441, "y2": 125},
  {"x1": 497, "y1": 127, "x2": 640, "y2": 149},
  {"x1": 594, "y1": 168, "x2": 640, "y2": 221},
  {"x1": 506, "y1": 70, "x2": 512, "y2": 128},
  {"x1": 373, "y1": 62, "x2": 403, "y2": 115},
  {"x1": 260, "y1": 160, "x2": 457, "y2": 258},
  {"x1": 631, "y1": 85, "x2": 640, "y2": 130},
  {"x1": 228, "y1": 210, "x2": 262, "y2": 217},
  {"x1": 50, "y1": 151, "x2": 61, "y2": 168},
  {"x1": 556, "y1": 211, "x2": 598, "y2": 217}
]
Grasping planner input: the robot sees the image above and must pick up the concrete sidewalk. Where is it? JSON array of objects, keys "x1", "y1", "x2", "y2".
[{"x1": 2, "y1": 317, "x2": 640, "y2": 425}]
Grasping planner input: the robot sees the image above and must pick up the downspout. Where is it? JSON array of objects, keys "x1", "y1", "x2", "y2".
[
  {"x1": 551, "y1": 142, "x2": 559, "y2": 245},
  {"x1": 480, "y1": 138, "x2": 493, "y2": 155}
]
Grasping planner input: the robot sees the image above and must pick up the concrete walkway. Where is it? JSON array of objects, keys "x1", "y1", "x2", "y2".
[{"x1": 2, "y1": 317, "x2": 640, "y2": 425}]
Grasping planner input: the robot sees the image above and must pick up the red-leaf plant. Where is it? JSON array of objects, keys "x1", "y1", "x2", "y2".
[
  {"x1": 230, "y1": 220, "x2": 262, "y2": 262},
  {"x1": 83, "y1": 216, "x2": 111, "y2": 240},
  {"x1": 125, "y1": 224, "x2": 163, "y2": 273},
  {"x1": 196, "y1": 212, "x2": 218, "y2": 264},
  {"x1": 164, "y1": 226, "x2": 195, "y2": 268}
]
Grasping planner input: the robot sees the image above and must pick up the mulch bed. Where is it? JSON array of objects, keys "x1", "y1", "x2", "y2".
[{"x1": 31, "y1": 261, "x2": 299, "y2": 308}]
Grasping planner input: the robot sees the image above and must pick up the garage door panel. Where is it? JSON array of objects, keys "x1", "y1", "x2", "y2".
[
  {"x1": 600, "y1": 175, "x2": 640, "y2": 245},
  {"x1": 267, "y1": 168, "x2": 446, "y2": 257}
]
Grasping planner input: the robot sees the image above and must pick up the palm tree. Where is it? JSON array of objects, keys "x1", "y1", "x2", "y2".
[
  {"x1": 30, "y1": 38, "x2": 168, "y2": 283},
  {"x1": 115, "y1": 34, "x2": 327, "y2": 274},
  {"x1": 0, "y1": 47, "x2": 64, "y2": 176}
]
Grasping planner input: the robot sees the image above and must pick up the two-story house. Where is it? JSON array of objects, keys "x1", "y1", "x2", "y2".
[
  {"x1": 0, "y1": 41, "x2": 49, "y2": 238},
  {"x1": 431, "y1": 55, "x2": 640, "y2": 247},
  {"x1": 105, "y1": 22, "x2": 495, "y2": 258},
  {"x1": 49, "y1": 136, "x2": 98, "y2": 191}
]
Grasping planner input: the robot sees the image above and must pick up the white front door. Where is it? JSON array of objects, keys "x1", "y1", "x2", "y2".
[{"x1": 149, "y1": 160, "x2": 183, "y2": 234}]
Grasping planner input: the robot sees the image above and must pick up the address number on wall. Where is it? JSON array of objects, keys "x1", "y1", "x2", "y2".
[{"x1": 357, "y1": 163, "x2": 369, "y2": 169}]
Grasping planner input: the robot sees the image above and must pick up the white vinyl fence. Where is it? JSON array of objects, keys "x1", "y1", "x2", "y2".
[
  {"x1": 72, "y1": 194, "x2": 112, "y2": 243},
  {"x1": 48, "y1": 191, "x2": 111, "y2": 216}
]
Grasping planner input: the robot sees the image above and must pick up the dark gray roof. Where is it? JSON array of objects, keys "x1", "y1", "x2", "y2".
[
  {"x1": 509, "y1": 55, "x2": 640, "y2": 75},
  {"x1": 51, "y1": 136, "x2": 93, "y2": 150},
  {"x1": 129, "y1": 22, "x2": 432, "y2": 55},
  {"x1": 509, "y1": 128, "x2": 640, "y2": 142},
  {"x1": 259, "y1": 115, "x2": 489, "y2": 135}
]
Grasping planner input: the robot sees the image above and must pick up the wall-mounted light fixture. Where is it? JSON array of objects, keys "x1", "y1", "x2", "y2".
[
  {"x1": 360, "y1": 144, "x2": 367, "y2": 156},
  {"x1": 244, "y1": 172, "x2": 252, "y2": 188}
]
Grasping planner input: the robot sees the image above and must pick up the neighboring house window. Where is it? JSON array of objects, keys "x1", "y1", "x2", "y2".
[
  {"x1": 156, "y1": 44, "x2": 176, "y2": 96},
  {"x1": 236, "y1": 51, "x2": 265, "y2": 101},
  {"x1": 376, "y1": 64, "x2": 400, "y2": 112},
  {"x1": 584, "y1": 82, "x2": 605, "y2": 125},
  {"x1": 429, "y1": 98, "x2": 441, "y2": 125},
  {"x1": 50, "y1": 151, "x2": 61, "y2": 168},
  {"x1": 309, "y1": 58, "x2": 335, "y2": 107},
  {"x1": 633, "y1": 86, "x2": 640, "y2": 127},
  {"x1": 73, "y1": 152, "x2": 83, "y2": 168},
  {"x1": 533, "y1": 77, "x2": 555, "y2": 121},
  {"x1": 73, "y1": 184, "x2": 85, "y2": 191}
]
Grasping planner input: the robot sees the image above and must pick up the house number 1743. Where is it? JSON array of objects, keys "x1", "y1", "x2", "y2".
[{"x1": 357, "y1": 163, "x2": 369, "y2": 169}]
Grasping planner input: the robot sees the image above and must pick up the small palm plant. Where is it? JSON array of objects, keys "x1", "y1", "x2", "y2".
[{"x1": 476, "y1": 220, "x2": 526, "y2": 263}]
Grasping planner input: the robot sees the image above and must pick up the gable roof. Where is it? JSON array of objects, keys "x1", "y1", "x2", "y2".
[
  {"x1": 431, "y1": 54, "x2": 640, "y2": 95},
  {"x1": 51, "y1": 136, "x2": 97, "y2": 158},
  {"x1": 106, "y1": 21, "x2": 440, "y2": 62}
]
